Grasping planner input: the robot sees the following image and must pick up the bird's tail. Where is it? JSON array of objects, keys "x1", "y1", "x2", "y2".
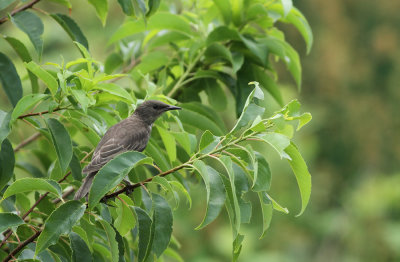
[{"x1": 74, "y1": 172, "x2": 96, "y2": 200}]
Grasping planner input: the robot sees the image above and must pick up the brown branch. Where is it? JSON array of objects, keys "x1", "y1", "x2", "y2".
[
  {"x1": 0, "y1": 0, "x2": 41, "y2": 25},
  {"x1": 103, "y1": 163, "x2": 192, "y2": 201},
  {"x1": 13, "y1": 133, "x2": 41, "y2": 153},
  {"x1": 2, "y1": 230, "x2": 42, "y2": 262},
  {"x1": 17, "y1": 107, "x2": 69, "y2": 120},
  {"x1": 0, "y1": 151, "x2": 92, "y2": 250}
]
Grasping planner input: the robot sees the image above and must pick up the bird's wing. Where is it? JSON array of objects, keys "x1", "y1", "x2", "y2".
[{"x1": 82, "y1": 121, "x2": 150, "y2": 174}]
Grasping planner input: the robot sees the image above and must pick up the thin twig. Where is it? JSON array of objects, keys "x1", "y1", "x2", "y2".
[
  {"x1": 2, "y1": 230, "x2": 41, "y2": 262},
  {"x1": 17, "y1": 107, "x2": 69, "y2": 119},
  {"x1": 0, "y1": 0, "x2": 41, "y2": 25},
  {"x1": 13, "y1": 133, "x2": 41, "y2": 153}
]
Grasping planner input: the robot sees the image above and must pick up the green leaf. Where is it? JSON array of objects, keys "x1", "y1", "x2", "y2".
[
  {"x1": 114, "y1": 194, "x2": 136, "y2": 236},
  {"x1": 171, "y1": 131, "x2": 192, "y2": 155},
  {"x1": 16, "y1": 162, "x2": 45, "y2": 178},
  {"x1": 152, "y1": 193, "x2": 173, "y2": 258},
  {"x1": 179, "y1": 104, "x2": 225, "y2": 136},
  {"x1": 257, "y1": 132, "x2": 291, "y2": 159},
  {"x1": 203, "y1": 78, "x2": 227, "y2": 111},
  {"x1": 25, "y1": 61, "x2": 58, "y2": 96},
  {"x1": 218, "y1": 156, "x2": 241, "y2": 237},
  {"x1": 69, "y1": 153, "x2": 82, "y2": 181},
  {"x1": 145, "y1": 140, "x2": 171, "y2": 171},
  {"x1": 213, "y1": 0, "x2": 232, "y2": 24},
  {"x1": 169, "y1": 180, "x2": 192, "y2": 209},
  {"x1": 47, "y1": 0, "x2": 71, "y2": 8},
  {"x1": 284, "y1": 142, "x2": 311, "y2": 216},
  {"x1": 97, "y1": 219, "x2": 120, "y2": 261},
  {"x1": 70, "y1": 232, "x2": 92, "y2": 262},
  {"x1": 133, "y1": 207, "x2": 153, "y2": 262},
  {"x1": 230, "y1": 82, "x2": 264, "y2": 133},
  {"x1": 117, "y1": 0, "x2": 134, "y2": 16},
  {"x1": 131, "y1": 51, "x2": 169, "y2": 80},
  {"x1": 70, "y1": 89, "x2": 90, "y2": 113},
  {"x1": 198, "y1": 130, "x2": 220, "y2": 154},
  {"x1": 281, "y1": 0, "x2": 293, "y2": 16},
  {"x1": 0, "y1": 52, "x2": 23, "y2": 107},
  {"x1": 252, "y1": 153, "x2": 271, "y2": 192},
  {"x1": 262, "y1": 36, "x2": 301, "y2": 89},
  {"x1": 240, "y1": 35, "x2": 268, "y2": 67},
  {"x1": 88, "y1": 0, "x2": 108, "y2": 26},
  {"x1": 0, "y1": 139, "x2": 15, "y2": 192},
  {"x1": 0, "y1": 0, "x2": 15, "y2": 10},
  {"x1": 151, "y1": 176, "x2": 178, "y2": 208},
  {"x1": 47, "y1": 118, "x2": 73, "y2": 173},
  {"x1": 94, "y1": 83, "x2": 134, "y2": 103},
  {"x1": 36, "y1": 201, "x2": 85, "y2": 254},
  {"x1": 11, "y1": 11, "x2": 44, "y2": 58},
  {"x1": 0, "y1": 110, "x2": 11, "y2": 144},
  {"x1": 257, "y1": 132, "x2": 291, "y2": 160},
  {"x1": 104, "y1": 53, "x2": 123, "y2": 74},
  {"x1": 206, "y1": 26, "x2": 240, "y2": 46},
  {"x1": 192, "y1": 160, "x2": 226, "y2": 229},
  {"x1": 88, "y1": 151, "x2": 150, "y2": 208},
  {"x1": 258, "y1": 192, "x2": 273, "y2": 239},
  {"x1": 2, "y1": 178, "x2": 62, "y2": 199},
  {"x1": 266, "y1": 193, "x2": 289, "y2": 214},
  {"x1": 147, "y1": 0, "x2": 161, "y2": 17},
  {"x1": 0, "y1": 212, "x2": 24, "y2": 233},
  {"x1": 3, "y1": 36, "x2": 39, "y2": 93},
  {"x1": 50, "y1": 13, "x2": 89, "y2": 50},
  {"x1": 10, "y1": 94, "x2": 49, "y2": 124}
]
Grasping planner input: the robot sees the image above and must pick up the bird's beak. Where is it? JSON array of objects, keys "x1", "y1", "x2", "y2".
[{"x1": 166, "y1": 105, "x2": 182, "y2": 111}]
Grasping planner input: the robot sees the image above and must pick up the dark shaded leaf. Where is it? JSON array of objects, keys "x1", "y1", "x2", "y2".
[
  {"x1": 69, "y1": 153, "x2": 82, "y2": 181},
  {"x1": 133, "y1": 207, "x2": 153, "y2": 262},
  {"x1": 252, "y1": 153, "x2": 272, "y2": 192},
  {"x1": 36, "y1": 201, "x2": 86, "y2": 254},
  {"x1": 98, "y1": 219, "x2": 119, "y2": 262},
  {"x1": 0, "y1": 139, "x2": 14, "y2": 192},
  {"x1": 70, "y1": 232, "x2": 92, "y2": 262},
  {"x1": 0, "y1": 52, "x2": 23, "y2": 107},
  {"x1": 51, "y1": 13, "x2": 89, "y2": 50},
  {"x1": 47, "y1": 118, "x2": 73, "y2": 173},
  {"x1": 11, "y1": 11, "x2": 44, "y2": 57},
  {"x1": 0, "y1": 212, "x2": 24, "y2": 232},
  {"x1": 193, "y1": 160, "x2": 226, "y2": 229},
  {"x1": 152, "y1": 193, "x2": 173, "y2": 257},
  {"x1": 0, "y1": 110, "x2": 11, "y2": 144}
]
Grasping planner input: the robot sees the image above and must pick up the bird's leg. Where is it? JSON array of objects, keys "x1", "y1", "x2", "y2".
[{"x1": 122, "y1": 179, "x2": 134, "y2": 195}]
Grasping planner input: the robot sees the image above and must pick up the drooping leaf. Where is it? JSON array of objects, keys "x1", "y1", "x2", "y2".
[
  {"x1": 0, "y1": 139, "x2": 14, "y2": 192},
  {"x1": 25, "y1": 61, "x2": 58, "y2": 96},
  {"x1": 51, "y1": 13, "x2": 89, "y2": 50},
  {"x1": 284, "y1": 142, "x2": 311, "y2": 216},
  {"x1": 258, "y1": 192, "x2": 273, "y2": 239},
  {"x1": 35, "y1": 201, "x2": 86, "y2": 254},
  {"x1": 88, "y1": 0, "x2": 108, "y2": 25},
  {"x1": 70, "y1": 232, "x2": 92, "y2": 262},
  {"x1": 69, "y1": 153, "x2": 82, "y2": 181},
  {"x1": 193, "y1": 160, "x2": 226, "y2": 229},
  {"x1": 94, "y1": 83, "x2": 134, "y2": 104},
  {"x1": 0, "y1": 212, "x2": 24, "y2": 233},
  {"x1": 266, "y1": 193, "x2": 289, "y2": 214},
  {"x1": 198, "y1": 130, "x2": 220, "y2": 154},
  {"x1": 11, "y1": 11, "x2": 44, "y2": 58},
  {"x1": 3, "y1": 36, "x2": 39, "y2": 93},
  {"x1": 179, "y1": 104, "x2": 225, "y2": 136},
  {"x1": 156, "y1": 126, "x2": 177, "y2": 163},
  {"x1": 2, "y1": 178, "x2": 62, "y2": 199},
  {"x1": 133, "y1": 207, "x2": 153, "y2": 262},
  {"x1": 213, "y1": 0, "x2": 232, "y2": 24},
  {"x1": 114, "y1": 194, "x2": 136, "y2": 236},
  {"x1": 252, "y1": 153, "x2": 272, "y2": 192},
  {"x1": 203, "y1": 78, "x2": 227, "y2": 111},
  {"x1": 0, "y1": 52, "x2": 23, "y2": 107},
  {"x1": 88, "y1": 151, "x2": 151, "y2": 208},
  {"x1": 117, "y1": 0, "x2": 134, "y2": 16},
  {"x1": 47, "y1": 118, "x2": 73, "y2": 173},
  {"x1": 257, "y1": 132, "x2": 291, "y2": 159},
  {"x1": 0, "y1": 110, "x2": 11, "y2": 144},
  {"x1": 147, "y1": 0, "x2": 161, "y2": 17},
  {"x1": 230, "y1": 82, "x2": 264, "y2": 133},
  {"x1": 151, "y1": 193, "x2": 173, "y2": 257}
]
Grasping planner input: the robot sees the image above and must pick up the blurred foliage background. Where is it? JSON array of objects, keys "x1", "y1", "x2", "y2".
[{"x1": 1, "y1": 0, "x2": 399, "y2": 261}]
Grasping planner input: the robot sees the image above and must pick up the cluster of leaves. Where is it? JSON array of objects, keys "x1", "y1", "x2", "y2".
[{"x1": 0, "y1": 0, "x2": 312, "y2": 261}]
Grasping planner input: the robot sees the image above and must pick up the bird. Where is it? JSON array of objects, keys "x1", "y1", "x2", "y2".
[{"x1": 74, "y1": 100, "x2": 181, "y2": 200}]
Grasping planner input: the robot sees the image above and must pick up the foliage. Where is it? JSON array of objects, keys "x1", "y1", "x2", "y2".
[{"x1": 0, "y1": 0, "x2": 312, "y2": 261}]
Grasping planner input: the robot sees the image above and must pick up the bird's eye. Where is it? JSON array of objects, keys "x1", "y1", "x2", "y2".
[{"x1": 153, "y1": 105, "x2": 158, "y2": 109}]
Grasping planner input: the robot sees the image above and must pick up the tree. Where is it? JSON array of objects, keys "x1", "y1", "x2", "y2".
[{"x1": 0, "y1": 0, "x2": 312, "y2": 261}]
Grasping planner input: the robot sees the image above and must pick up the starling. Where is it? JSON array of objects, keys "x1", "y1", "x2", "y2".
[{"x1": 74, "y1": 100, "x2": 181, "y2": 200}]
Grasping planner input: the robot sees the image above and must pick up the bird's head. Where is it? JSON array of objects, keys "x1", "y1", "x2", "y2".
[{"x1": 133, "y1": 100, "x2": 181, "y2": 125}]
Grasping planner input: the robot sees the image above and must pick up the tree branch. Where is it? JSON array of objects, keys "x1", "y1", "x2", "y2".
[
  {"x1": 0, "y1": 0, "x2": 41, "y2": 25},
  {"x1": 17, "y1": 107, "x2": 70, "y2": 120},
  {"x1": 13, "y1": 133, "x2": 41, "y2": 153},
  {"x1": 2, "y1": 230, "x2": 42, "y2": 262}
]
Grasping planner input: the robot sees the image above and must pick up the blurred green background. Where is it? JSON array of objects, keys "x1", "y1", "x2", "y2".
[{"x1": 1, "y1": 0, "x2": 399, "y2": 261}]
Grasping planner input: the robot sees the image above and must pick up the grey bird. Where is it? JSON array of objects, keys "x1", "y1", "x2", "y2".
[{"x1": 74, "y1": 100, "x2": 181, "y2": 200}]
